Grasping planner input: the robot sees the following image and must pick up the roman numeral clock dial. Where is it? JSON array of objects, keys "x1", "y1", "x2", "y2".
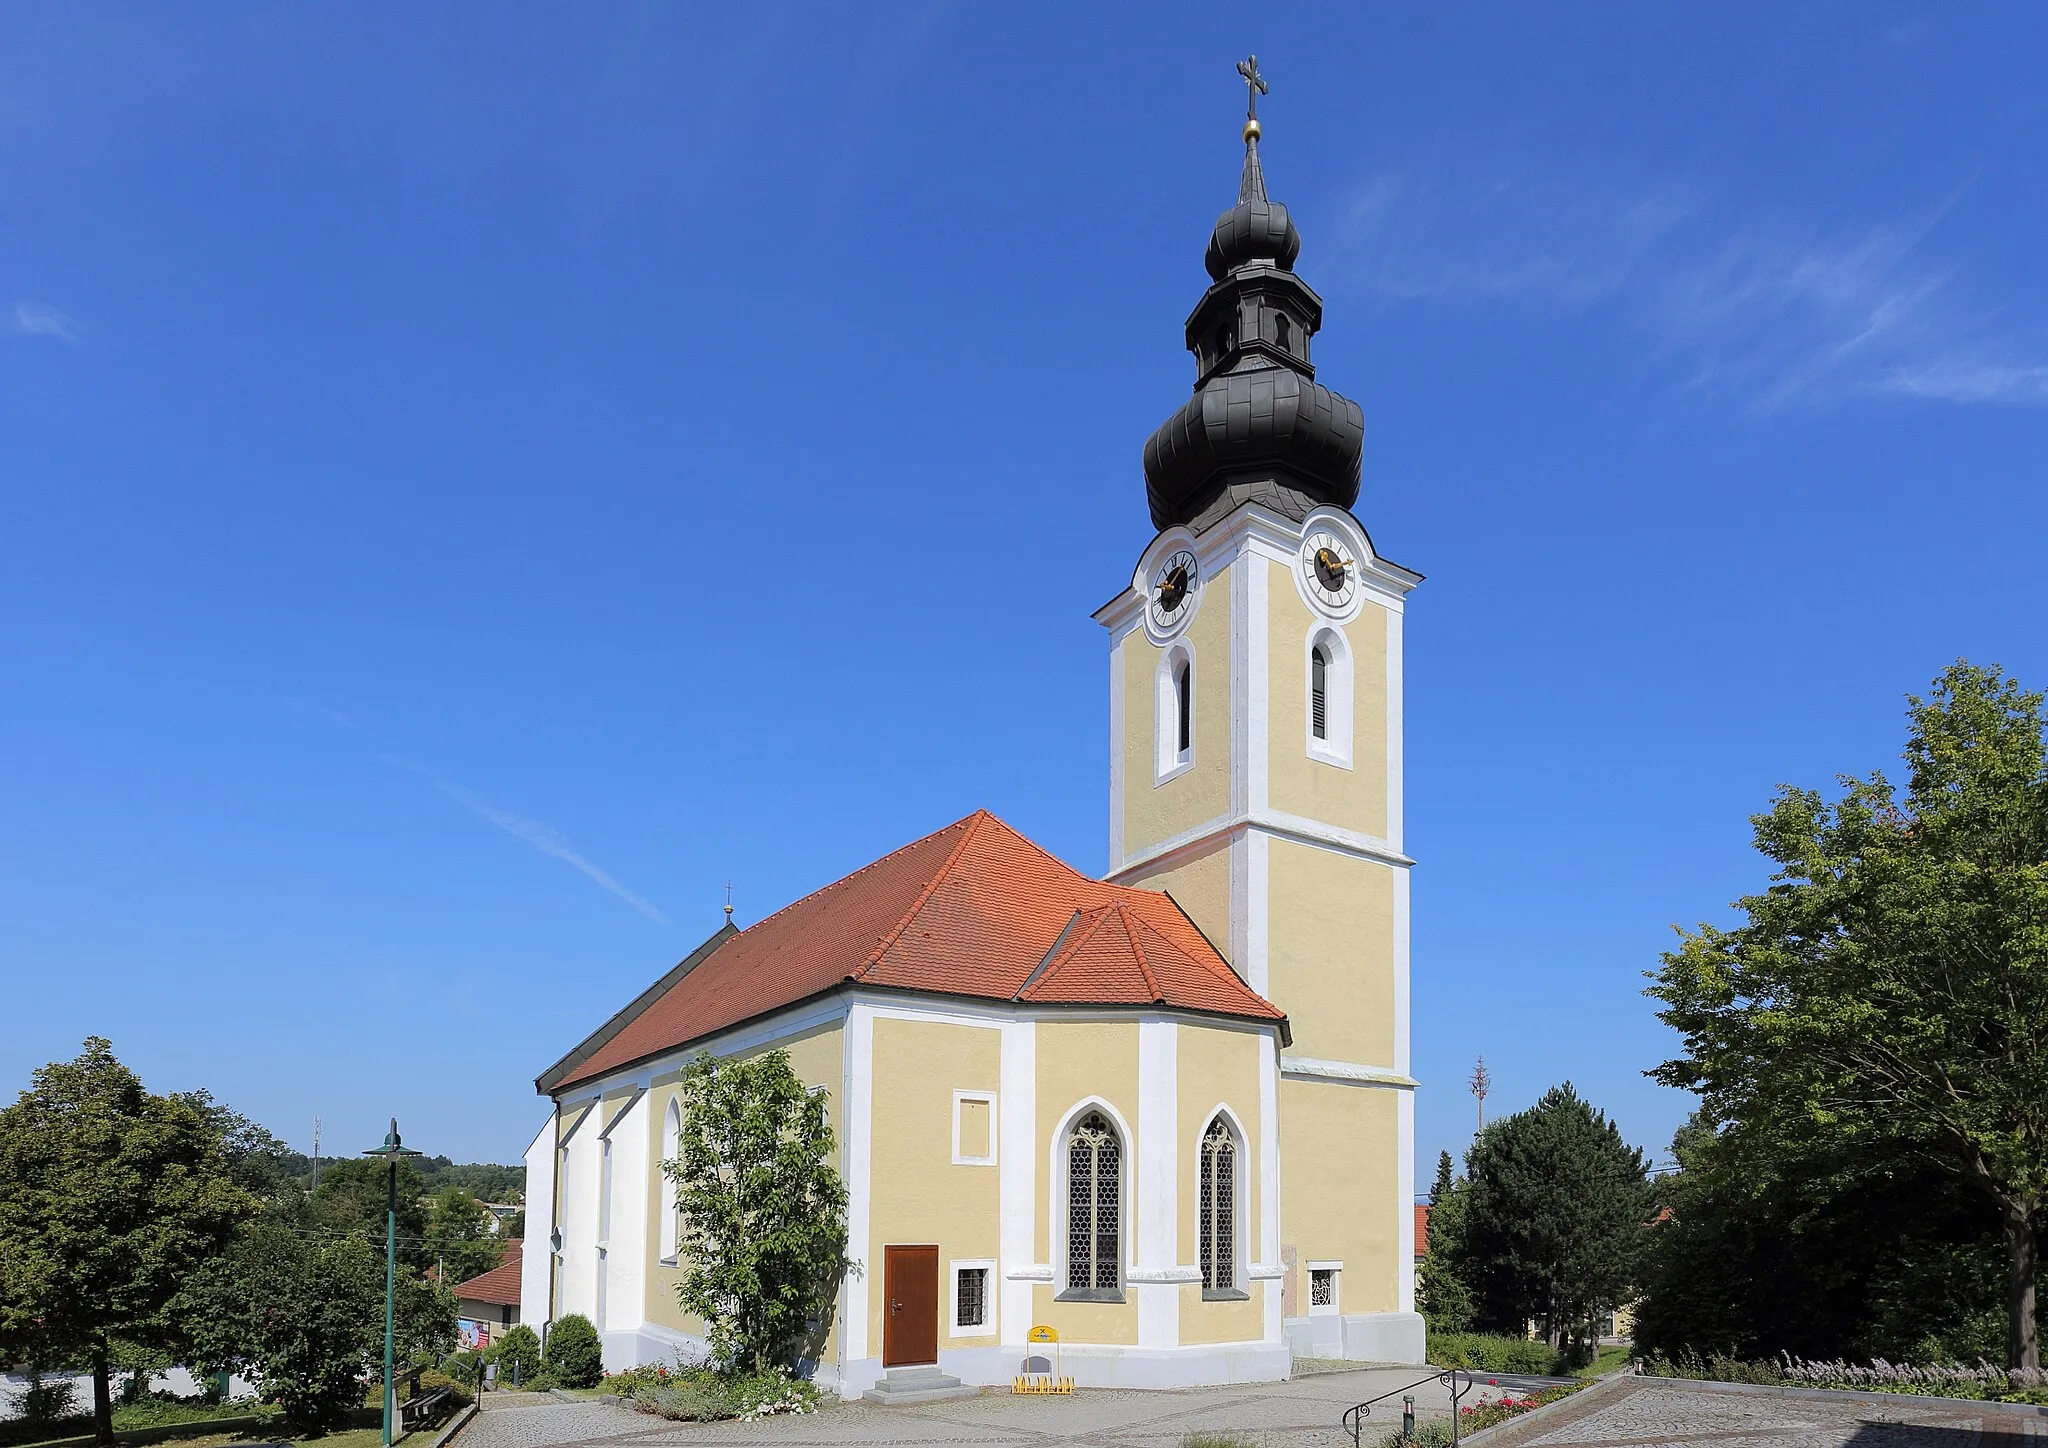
[
  {"x1": 1301, "y1": 529, "x2": 1359, "y2": 610},
  {"x1": 1149, "y1": 549, "x2": 1198, "y2": 632}
]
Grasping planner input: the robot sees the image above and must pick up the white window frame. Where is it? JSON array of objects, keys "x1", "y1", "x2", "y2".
[
  {"x1": 1307, "y1": 1259, "x2": 1343, "y2": 1316},
  {"x1": 1305, "y1": 625, "x2": 1354, "y2": 769},
  {"x1": 1052, "y1": 1099, "x2": 1131, "y2": 1302},
  {"x1": 1196, "y1": 1109, "x2": 1248, "y2": 1299},
  {"x1": 659, "y1": 1097, "x2": 682, "y2": 1265},
  {"x1": 1155, "y1": 640, "x2": 1197, "y2": 784},
  {"x1": 951, "y1": 1090, "x2": 997, "y2": 1166},
  {"x1": 949, "y1": 1257, "x2": 996, "y2": 1334}
]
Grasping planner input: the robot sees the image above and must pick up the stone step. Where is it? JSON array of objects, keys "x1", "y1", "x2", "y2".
[{"x1": 863, "y1": 1366, "x2": 978, "y2": 1405}]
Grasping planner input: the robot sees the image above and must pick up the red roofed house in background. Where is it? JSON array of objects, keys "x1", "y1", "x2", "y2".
[
  {"x1": 520, "y1": 76, "x2": 1424, "y2": 1398},
  {"x1": 453, "y1": 1241, "x2": 523, "y2": 1349}
]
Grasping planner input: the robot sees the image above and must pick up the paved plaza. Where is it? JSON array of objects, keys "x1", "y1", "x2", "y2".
[{"x1": 459, "y1": 1373, "x2": 2048, "y2": 1448}]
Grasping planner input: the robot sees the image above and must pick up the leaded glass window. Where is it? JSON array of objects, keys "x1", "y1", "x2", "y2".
[
  {"x1": 1066, "y1": 1112, "x2": 1121, "y2": 1294},
  {"x1": 1199, "y1": 1116, "x2": 1238, "y2": 1292}
]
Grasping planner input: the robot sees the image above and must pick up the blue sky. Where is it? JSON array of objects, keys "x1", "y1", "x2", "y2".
[{"x1": 5, "y1": 4, "x2": 2046, "y2": 1175}]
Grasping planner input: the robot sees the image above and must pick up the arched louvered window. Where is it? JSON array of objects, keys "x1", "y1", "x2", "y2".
[
  {"x1": 1199, "y1": 1116, "x2": 1239, "y2": 1294},
  {"x1": 1065, "y1": 1112, "x2": 1122, "y2": 1296},
  {"x1": 1311, "y1": 645, "x2": 1328, "y2": 741},
  {"x1": 1175, "y1": 659, "x2": 1192, "y2": 759},
  {"x1": 1274, "y1": 312, "x2": 1292, "y2": 352}
]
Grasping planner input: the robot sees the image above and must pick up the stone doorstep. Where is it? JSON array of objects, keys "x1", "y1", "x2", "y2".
[{"x1": 862, "y1": 1365, "x2": 980, "y2": 1406}]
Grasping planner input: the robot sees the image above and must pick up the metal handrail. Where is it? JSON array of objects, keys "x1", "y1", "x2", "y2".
[{"x1": 1342, "y1": 1368, "x2": 1478, "y2": 1448}]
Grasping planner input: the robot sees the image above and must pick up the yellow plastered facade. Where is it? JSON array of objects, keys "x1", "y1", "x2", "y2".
[
  {"x1": 1175, "y1": 1024, "x2": 1269, "y2": 1344},
  {"x1": 1265, "y1": 560, "x2": 1389, "y2": 839},
  {"x1": 1033, "y1": 1019, "x2": 1141, "y2": 1345},
  {"x1": 1121, "y1": 579, "x2": 1234, "y2": 850},
  {"x1": 866, "y1": 1017, "x2": 1002, "y2": 1352},
  {"x1": 1279, "y1": 1077, "x2": 1401, "y2": 1315},
  {"x1": 1265, "y1": 838, "x2": 1396, "y2": 1066},
  {"x1": 637, "y1": 1022, "x2": 845, "y2": 1348}
]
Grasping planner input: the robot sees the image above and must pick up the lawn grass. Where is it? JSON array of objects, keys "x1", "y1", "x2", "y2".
[
  {"x1": 8, "y1": 1406, "x2": 439, "y2": 1448},
  {"x1": 1575, "y1": 1346, "x2": 1634, "y2": 1379}
]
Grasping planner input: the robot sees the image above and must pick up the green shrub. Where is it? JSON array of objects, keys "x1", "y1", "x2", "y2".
[
  {"x1": 625, "y1": 1361, "x2": 819, "y2": 1421},
  {"x1": 10, "y1": 1372, "x2": 82, "y2": 1425},
  {"x1": 544, "y1": 1314, "x2": 603, "y2": 1388},
  {"x1": 1428, "y1": 1332, "x2": 1567, "y2": 1376},
  {"x1": 488, "y1": 1323, "x2": 542, "y2": 1385}
]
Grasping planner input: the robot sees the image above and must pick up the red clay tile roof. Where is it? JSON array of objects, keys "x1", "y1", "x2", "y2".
[
  {"x1": 551, "y1": 810, "x2": 1283, "y2": 1091},
  {"x1": 1414, "y1": 1203, "x2": 1431, "y2": 1256},
  {"x1": 453, "y1": 1240, "x2": 522, "y2": 1307}
]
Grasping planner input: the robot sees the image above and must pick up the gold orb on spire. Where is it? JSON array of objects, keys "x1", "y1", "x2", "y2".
[{"x1": 1243, "y1": 116, "x2": 1261, "y2": 144}]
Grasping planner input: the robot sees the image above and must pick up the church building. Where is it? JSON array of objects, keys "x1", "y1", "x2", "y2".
[{"x1": 519, "y1": 69, "x2": 1425, "y2": 1394}]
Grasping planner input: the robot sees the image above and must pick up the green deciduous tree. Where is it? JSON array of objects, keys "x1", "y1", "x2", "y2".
[
  {"x1": 309, "y1": 1156, "x2": 433, "y2": 1271},
  {"x1": 178, "y1": 1217, "x2": 458, "y2": 1432},
  {"x1": 425, "y1": 1188, "x2": 501, "y2": 1286},
  {"x1": 0, "y1": 1039, "x2": 256, "y2": 1446},
  {"x1": 1633, "y1": 1114, "x2": 2005, "y2": 1363},
  {"x1": 1439, "y1": 1083, "x2": 1652, "y2": 1350},
  {"x1": 661, "y1": 1050, "x2": 850, "y2": 1373},
  {"x1": 1649, "y1": 662, "x2": 2048, "y2": 1369}
]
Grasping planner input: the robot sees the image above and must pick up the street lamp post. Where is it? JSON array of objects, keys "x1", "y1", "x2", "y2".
[{"x1": 363, "y1": 1119, "x2": 424, "y2": 1448}]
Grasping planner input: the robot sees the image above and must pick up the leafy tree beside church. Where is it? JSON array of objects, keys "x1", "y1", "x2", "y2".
[
  {"x1": 662, "y1": 1049, "x2": 850, "y2": 1373},
  {"x1": 1649, "y1": 662, "x2": 2048, "y2": 1370}
]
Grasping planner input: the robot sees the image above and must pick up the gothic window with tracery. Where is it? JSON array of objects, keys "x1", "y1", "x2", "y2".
[
  {"x1": 1065, "y1": 1112, "x2": 1122, "y2": 1295},
  {"x1": 1199, "y1": 1116, "x2": 1238, "y2": 1293}
]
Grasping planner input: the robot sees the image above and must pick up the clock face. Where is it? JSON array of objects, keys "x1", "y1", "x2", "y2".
[
  {"x1": 1149, "y1": 549, "x2": 1198, "y2": 632},
  {"x1": 1301, "y1": 529, "x2": 1359, "y2": 610}
]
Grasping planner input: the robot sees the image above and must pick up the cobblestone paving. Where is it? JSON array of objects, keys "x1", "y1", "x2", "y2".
[
  {"x1": 460, "y1": 1366, "x2": 1472, "y2": 1448},
  {"x1": 1474, "y1": 1377, "x2": 2048, "y2": 1448}
]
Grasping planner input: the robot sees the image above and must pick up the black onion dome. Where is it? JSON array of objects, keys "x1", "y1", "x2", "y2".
[
  {"x1": 1142, "y1": 115, "x2": 1363, "y2": 532},
  {"x1": 1205, "y1": 200, "x2": 1300, "y2": 280},
  {"x1": 1144, "y1": 368, "x2": 1361, "y2": 531}
]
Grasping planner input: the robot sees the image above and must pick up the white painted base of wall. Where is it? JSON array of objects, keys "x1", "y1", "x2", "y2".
[
  {"x1": 600, "y1": 1321, "x2": 707, "y2": 1375},
  {"x1": 1283, "y1": 1312, "x2": 1426, "y2": 1365},
  {"x1": 834, "y1": 1340, "x2": 1290, "y2": 1399}
]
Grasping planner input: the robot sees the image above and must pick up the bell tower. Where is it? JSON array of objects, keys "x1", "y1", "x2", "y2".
[{"x1": 1094, "y1": 59, "x2": 1425, "y2": 1363}]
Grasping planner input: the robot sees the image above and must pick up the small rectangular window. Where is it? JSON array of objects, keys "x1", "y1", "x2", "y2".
[
  {"x1": 959, "y1": 1099, "x2": 990, "y2": 1159},
  {"x1": 952, "y1": 1092, "x2": 996, "y2": 1165},
  {"x1": 1310, "y1": 1267, "x2": 1337, "y2": 1308},
  {"x1": 955, "y1": 1266, "x2": 988, "y2": 1330}
]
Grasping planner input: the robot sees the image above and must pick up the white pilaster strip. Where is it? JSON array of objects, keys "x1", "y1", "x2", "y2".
[
  {"x1": 1136, "y1": 1017, "x2": 1180, "y2": 1349},
  {"x1": 842, "y1": 1003, "x2": 874, "y2": 1363},
  {"x1": 1384, "y1": 601, "x2": 1404, "y2": 854},
  {"x1": 1247, "y1": 547, "x2": 1270, "y2": 817},
  {"x1": 1245, "y1": 828, "x2": 1270, "y2": 998},
  {"x1": 999, "y1": 1018, "x2": 1037, "y2": 1346},
  {"x1": 1108, "y1": 632, "x2": 1126, "y2": 870},
  {"x1": 1259, "y1": 1030, "x2": 1282, "y2": 1344},
  {"x1": 1397, "y1": 1087, "x2": 1417, "y2": 1314},
  {"x1": 1393, "y1": 866, "x2": 1412, "y2": 1078},
  {"x1": 604, "y1": 1092, "x2": 649, "y2": 1335}
]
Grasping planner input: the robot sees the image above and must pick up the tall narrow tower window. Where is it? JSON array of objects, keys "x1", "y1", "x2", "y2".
[
  {"x1": 1175, "y1": 660, "x2": 1192, "y2": 758},
  {"x1": 1311, "y1": 646, "x2": 1328, "y2": 740},
  {"x1": 1274, "y1": 312, "x2": 1292, "y2": 352}
]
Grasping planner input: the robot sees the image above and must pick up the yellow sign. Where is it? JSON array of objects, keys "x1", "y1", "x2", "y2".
[{"x1": 1027, "y1": 1324, "x2": 1058, "y2": 1343}]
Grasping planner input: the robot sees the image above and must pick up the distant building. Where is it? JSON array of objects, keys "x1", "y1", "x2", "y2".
[{"x1": 453, "y1": 1241, "x2": 522, "y2": 1349}]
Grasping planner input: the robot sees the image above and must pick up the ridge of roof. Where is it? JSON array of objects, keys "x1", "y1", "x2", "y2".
[
  {"x1": 734, "y1": 811, "x2": 982, "y2": 943},
  {"x1": 1015, "y1": 908, "x2": 1086, "y2": 999},
  {"x1": 855, "y1": 808, "x2": 991, "y2": 980},
  {"x1": 1121, "y1": 905, "x2": 1165, "y2": 1004}
]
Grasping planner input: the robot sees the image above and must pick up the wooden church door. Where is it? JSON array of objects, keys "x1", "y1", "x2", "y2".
[{"x1": 882, "y1": 1244, "x2": 939, "y2": 1367}]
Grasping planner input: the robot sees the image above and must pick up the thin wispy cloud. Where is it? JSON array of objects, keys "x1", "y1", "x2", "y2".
[
  {"x1": 14, "y1": 301, "x2": 83, "y2": 345},
  {"x1": 1332, "y1": 170, "x2": 2045, "y2": 412},
  {"x1": 380, "y1": 755, "x2": 670, "y2": 925}
]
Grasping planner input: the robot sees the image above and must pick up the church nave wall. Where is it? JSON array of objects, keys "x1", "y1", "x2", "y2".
[
  {"x1": 866, "y1": 1015, "x2": 1003, "y2": 1356},
  {"x1": 1175, "y1": 1023, "x2": 1270, "y2": 1346},
  {"x1": 1031, "y1": 1019, "x2": 1142, "y2": 1346}
]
